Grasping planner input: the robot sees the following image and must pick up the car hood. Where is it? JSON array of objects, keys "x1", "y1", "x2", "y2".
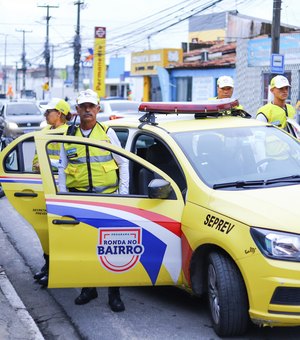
[{"x1": 203, "y1": 184, "x2": 300, "y2": 231}]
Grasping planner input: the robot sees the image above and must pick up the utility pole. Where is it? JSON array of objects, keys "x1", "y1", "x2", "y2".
[
  {"x1": 15, "y1": 62, "x2": 18, "y2": 94},
  {"x1": 0, "y1": 34, "x2": 8, "y2": 94},
  {"x1": 38, "y1": 4, "x2": 59, "y2": 95},
  {"x1": 50, "y1": 44, "x2": 54, "y2": 87},
  {"x1": 3, "y1": 34, "x2": 7, "y2": 94},
  {"x1": 16, "y1": 29, "x2": 31, "y2": 96},
  {"x1": 74, "y1": 1, "x2": 84, "y2": 92},
  {"x1": 271, "y1": 0, "x2": 281, "y2": 54}
]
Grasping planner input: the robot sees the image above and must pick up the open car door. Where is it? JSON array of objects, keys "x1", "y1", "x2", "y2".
[
  {"x1": 0, "y1": 133, "x2": 50, "y2": 254},
  {"x1": 35, "y1": 134, "x2": 185, "y2": 288}
]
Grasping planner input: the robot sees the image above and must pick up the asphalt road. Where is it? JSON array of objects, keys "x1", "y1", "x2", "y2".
[{"x1": 1, "y1": 196, "x2": 300, "y2": 340}]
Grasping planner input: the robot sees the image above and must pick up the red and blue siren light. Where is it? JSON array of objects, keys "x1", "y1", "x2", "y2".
[{"x1": 138, "y1": 98, "x2": 240, "y2": 114}]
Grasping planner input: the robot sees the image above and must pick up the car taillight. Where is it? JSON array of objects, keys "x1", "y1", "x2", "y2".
[{"x1": 109, "y1": 115, "x2": 123, "y2": 120}]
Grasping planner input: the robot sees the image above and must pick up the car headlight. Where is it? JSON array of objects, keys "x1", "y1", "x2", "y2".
[
  {"x1": 40, "y1": 120, "x2": 47, "y2": 128},
  {"x1": 7, "y1": 122, "x2": 18, "y2": 130},
  {"x1": 251, "y1": 227, "x2": 300, "y2": 261}
]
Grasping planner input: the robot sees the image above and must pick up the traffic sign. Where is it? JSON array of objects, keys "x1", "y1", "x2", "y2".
[{"x1": 271, "y1": 54, "x2": 285, "y2": 74}]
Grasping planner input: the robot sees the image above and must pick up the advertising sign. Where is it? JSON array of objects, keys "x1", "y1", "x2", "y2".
[{"x1": 93, "y1": 27, "x2": 106, "y2": 98}]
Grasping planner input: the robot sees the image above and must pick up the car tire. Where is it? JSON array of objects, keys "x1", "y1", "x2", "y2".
[{"x1": 207, "y1": 252, "x2": 249, "y2": 337}]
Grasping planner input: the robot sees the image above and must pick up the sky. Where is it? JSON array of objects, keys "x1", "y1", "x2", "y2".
[{"x1": 0, "y1": 0, "x2": 299, "y2": 69}]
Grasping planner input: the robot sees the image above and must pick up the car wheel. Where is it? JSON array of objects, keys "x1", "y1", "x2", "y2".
[{"x1": 207, "y1": 252, "x2": 249, "y2": 337}]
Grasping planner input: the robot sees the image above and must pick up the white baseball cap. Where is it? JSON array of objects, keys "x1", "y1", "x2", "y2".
[
  {"x1": 217, "y1": 76, "x2": 234, "y2": 88},
  {"x1": 77, "y1": 89, "x2": 99, "y2": 105},
  {"x1": 270, "y1": 75, "x2": 291, "y2": 89}
]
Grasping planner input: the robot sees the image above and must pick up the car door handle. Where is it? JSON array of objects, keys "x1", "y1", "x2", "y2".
[
  {"x1": 52, "y1": 219, "x2": 80, "y2": 225},
  {"x1": 14, "y1": 192, "x2": 38, "y2": 197}
]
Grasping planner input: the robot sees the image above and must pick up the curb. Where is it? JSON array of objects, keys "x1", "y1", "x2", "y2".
[{"x1": 0, "y1": 269, "x2": 45, "y2": 340}]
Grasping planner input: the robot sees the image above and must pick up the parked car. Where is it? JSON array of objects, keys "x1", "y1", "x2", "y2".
[
  {"x1": 101, "y1": 96, "x2": 127, "y2": 100},
  {"x1": 21, "y1": 89, "x2": 36, "y2": 99},
  {"x1": 0, "y1": 101, "x2": 46, "y2": 138},
  {"x1": 97, "y1": 99, "x2": 140, "y2": 121},
  {"x1": 1, "y1": 99, "x2": 300, "y2": 337},
  {"x1": 68, "y1": 99, "x2": 141, "y2": 125}
]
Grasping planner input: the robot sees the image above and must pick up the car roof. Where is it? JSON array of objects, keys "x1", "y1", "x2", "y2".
[
  {"x1": 105, "y1": 99, "x2": 274, "y2": 133},
  {"x1": 5, "y1": 100, "x2": 38, "y2": 105},
  {"x1": 107, "y1": 114, "x2": 266, "y2": 133}
]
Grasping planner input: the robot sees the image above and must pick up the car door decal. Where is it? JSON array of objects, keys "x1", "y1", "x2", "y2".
[
  {"x1": 98, "y1": 227, "x2": 144, "y2": 272},
  {"x1": 46, "y1": 198, "x2": 182, "y2": 284},
  {"x1": 0, "y1": 175, "x2": 43, "y2": 185}
]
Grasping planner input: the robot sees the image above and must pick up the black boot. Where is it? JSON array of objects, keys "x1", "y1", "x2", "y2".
[
  {"x1": 108, "y1": 287, "x2": 125, "y2": 312},
  {"x1": 34, "y1": 253, "x2": 49, "y2": 281},
  {"x1": 38, "y1": 274, "x2": 48, "y2": 288},
  {"x1": 75, "y1": 288, "x2": 98, "y2": 305}
]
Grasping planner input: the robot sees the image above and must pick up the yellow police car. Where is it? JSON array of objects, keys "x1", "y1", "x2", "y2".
[{"x1": 1, "y1": 99, "x2": 300, "y2": 337}]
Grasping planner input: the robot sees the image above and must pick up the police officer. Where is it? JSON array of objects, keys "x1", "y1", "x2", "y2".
[
  {"x1": 58, "y1": 89, "x2": 129, "y2": 312},
  {"x1": 33, "y1": 98, "x2": 72, "y2": 172},
  {"x1": 210, "y1": 76, "x2": 243, "y2": 109},
  {"x1": 256, "y1": 75, "x2": 295, "y2": 130},
  {"x1": 33, "y1": 98, "x2": 72, "y2": 287}
]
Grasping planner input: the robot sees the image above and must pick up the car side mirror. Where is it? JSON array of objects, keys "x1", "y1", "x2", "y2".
[{"x1": 148, "y1": 178, "x2": 172, "y2": 199}]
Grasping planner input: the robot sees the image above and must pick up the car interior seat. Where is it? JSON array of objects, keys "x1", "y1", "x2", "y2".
[
  {"x1": 196, "y1": 133, "x2": 229, "y2": 183},
  {"x1": 138, "y1": 142, "x2": 185, "y2": 195}
]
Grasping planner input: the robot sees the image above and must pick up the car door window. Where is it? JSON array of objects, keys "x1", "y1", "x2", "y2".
[
  {"x1": 130, "y1": 134, "x2": 187, "y2": 194},
  {"x1": 3, "y1": 136, "x2": 36, "y2": 173},
  {"x1": 112, "y1": 128, "x2": 129, "y2": 148},
  {"x1": 45, "y1": 139, "x2": 177, "y2": 199}
]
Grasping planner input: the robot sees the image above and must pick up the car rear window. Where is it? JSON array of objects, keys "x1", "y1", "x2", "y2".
[
  {"x1": 6, "y1": 104, "x2": 41, "y2": 116},
  {"x1": 109, "y1": 102, "x2": 139, "y2": 112}
]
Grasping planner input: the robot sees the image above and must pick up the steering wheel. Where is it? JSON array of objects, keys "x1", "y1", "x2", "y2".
[{"x1": 256, "y1": 158, "x2": 275, "y2": 173}]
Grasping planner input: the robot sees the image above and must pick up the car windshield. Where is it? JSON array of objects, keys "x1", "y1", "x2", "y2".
[
  {"x1": 6, "y1": 103, "x2": 41, "y2": 116},
  {"x1": 173, "y1": 125, "x2": 300, "y2": 189},
  {"x1": 106, "y1": 102, "x2": 139, "y2": 112}
]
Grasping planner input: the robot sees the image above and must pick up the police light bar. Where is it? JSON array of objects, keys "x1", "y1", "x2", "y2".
[{"x1": 138, "y1": 98, "x2": 240, "y2": 114}]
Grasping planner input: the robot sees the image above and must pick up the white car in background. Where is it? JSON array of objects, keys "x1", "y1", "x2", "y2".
[
  {"x1": 97, "y1": 100, "x2": 140, "y2": 121},
  {"x1": 0, "y1": 101, "x2": 46, "y2": 138}
]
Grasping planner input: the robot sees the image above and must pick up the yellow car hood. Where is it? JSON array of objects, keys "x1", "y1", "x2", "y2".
[{"x1": 207, "y1": 184, "x2": 300, "y2": 231}]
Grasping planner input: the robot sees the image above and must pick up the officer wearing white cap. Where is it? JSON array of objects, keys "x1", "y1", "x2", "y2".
[
  {"x1": 216, "y1": 76, "x2": 235, "y2": 99},
  {"x1": 256, "y1": 75, "x2": 295, "y2": 130},
  {"x1": 210, "y1": 76, "x2": 243, "y2": 109},
  {"x1": 58, "y1": 89, "x2": 129, "y2": 312}
]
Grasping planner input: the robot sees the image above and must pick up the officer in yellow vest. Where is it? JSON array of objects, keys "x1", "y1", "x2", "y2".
[
  {"x1": 58, "y1": 89, "x2": 129, "y2": 312},
  {"x1": 32, "y1": 98, "x2": 72, "y2": 172},
  {"x1": 256, "y1": 75, "x2": 295, "y2": 130},
  {"x1": 32, "y1": 98, "x2": 72, "y2": 287}
]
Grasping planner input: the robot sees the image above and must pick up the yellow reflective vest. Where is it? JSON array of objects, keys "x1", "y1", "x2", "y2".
[
  {"x1": 64, "y1": 123, "x2": 118, "y2": 193},
  {"x1": 32, "y1": 124, "x2": 68, "y2": 171},
  {"x1": 256, "y1": 103, "x2": 295, "y2": 129}
]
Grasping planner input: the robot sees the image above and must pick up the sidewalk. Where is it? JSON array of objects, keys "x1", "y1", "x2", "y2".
[{"x1": 0, "y1": 266, "x2": 44, "y2": 340}]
